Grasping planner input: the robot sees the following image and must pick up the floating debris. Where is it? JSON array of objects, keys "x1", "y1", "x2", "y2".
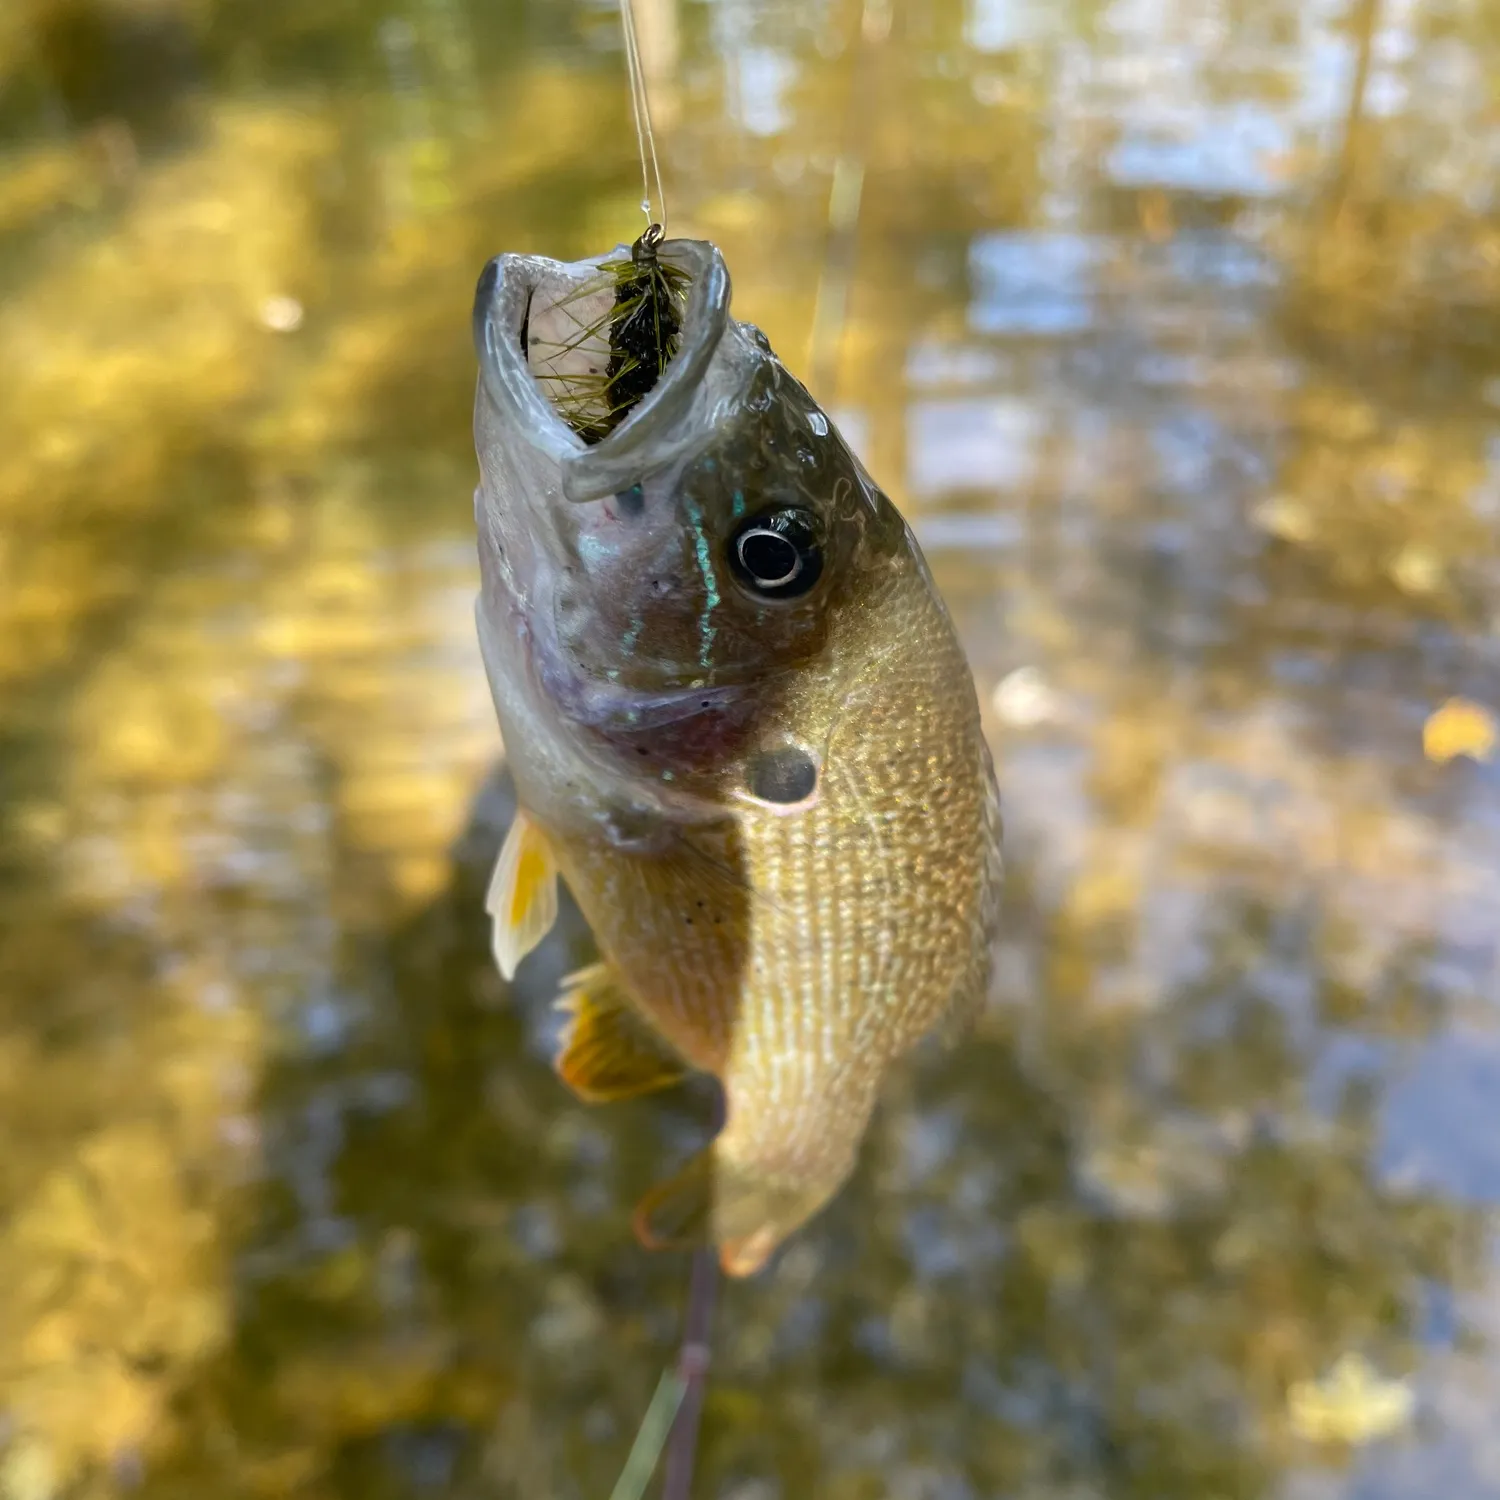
[
  {"x1": 1251, "y1": 493, "x2": 1315, "y2": 544},
  {"x1": 1423, "y1": 696, "x2": 1496, "y2": 764},
  {"x1": 259, "y1": 295, "x2": 305, "y2": 333},
  {"x1": 991, "y1": 665, "x2": 1060, "y2": 727},
  {"x1": 1287, "y1": 1353, "x2": 1414, "y2": 1445},
  {"x1": 1390, "y1": 543, "x2": 1443, "y2": 596}
]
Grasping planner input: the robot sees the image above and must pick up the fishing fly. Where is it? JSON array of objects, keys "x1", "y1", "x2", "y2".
[{"x1": 526, "y1": 225, "x2": 690, "y2": 445}]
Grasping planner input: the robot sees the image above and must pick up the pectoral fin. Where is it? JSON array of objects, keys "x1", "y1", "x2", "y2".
[
  {"x1": 485, "y1": 809, "x2": 558, "y2": 980},
  {"x1": 554, "y1": 962, "x2": 686, "y2": 1102}
]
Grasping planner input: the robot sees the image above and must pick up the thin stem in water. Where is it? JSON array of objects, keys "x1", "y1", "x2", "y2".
[
  {"x1": 660, "y1": 1083, "x2": 725, "y2": 1498},
  {"x1": 608, "y1": 1368, "x2": 687, "y2": 1500},
  {"x1": 659, "y1": 1244, "x2": 719, "y2": 1499}
]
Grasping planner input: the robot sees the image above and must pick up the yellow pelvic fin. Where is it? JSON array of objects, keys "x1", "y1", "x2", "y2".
[
  {"x1": 485, "y1": 809, "x2": 558, "y2": 981},
  {"x1": 554, "y1": 962, "x2": 686, "y2": 1103},
  {"x1": 630, "y1": 1149, "x2": 824, "y2": 1278}
]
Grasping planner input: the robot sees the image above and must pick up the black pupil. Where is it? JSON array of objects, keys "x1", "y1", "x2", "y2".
[
  {"x1": 739, "y1": 529, "x2": 800, "y2": 585},
  {"x1": 748, "y1": 745, "x2": 818, "y2": 804},
  {"x1": 729, "y1": 507, "x2": 823, "y2": 598}
]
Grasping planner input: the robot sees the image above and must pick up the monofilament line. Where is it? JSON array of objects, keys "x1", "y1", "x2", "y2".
[{"x1": 619, "y1": 0, "x2": 667, "y2": 232}]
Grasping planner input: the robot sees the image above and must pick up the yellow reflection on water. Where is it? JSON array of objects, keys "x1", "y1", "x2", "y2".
[{"x1": 1, "y1": 0, "x2": 1498, "y2": 1496}]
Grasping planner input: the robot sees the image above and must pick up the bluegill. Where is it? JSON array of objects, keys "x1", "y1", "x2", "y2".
[{"x1": 471, "y1": 235, "x2": 1001, "y2": 1276}]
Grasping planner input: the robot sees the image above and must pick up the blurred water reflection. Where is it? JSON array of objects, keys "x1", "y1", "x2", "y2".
[{"x1": 1, "y1": 0, "x2": 1499, "y2": 1496}]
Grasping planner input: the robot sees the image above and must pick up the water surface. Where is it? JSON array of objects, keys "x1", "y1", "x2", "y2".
[{"x1": 2, "y1": 0, "x2": 1499, "y2": 1496}]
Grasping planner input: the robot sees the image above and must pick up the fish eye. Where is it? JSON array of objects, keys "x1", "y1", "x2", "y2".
[{"x1": 728, "y1": 507, "x2": 823, "y2": 598}]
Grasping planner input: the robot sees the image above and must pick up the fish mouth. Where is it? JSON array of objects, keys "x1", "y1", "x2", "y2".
[{"x1": 473, "y1": 237, "x2": 740, "y2": 506}]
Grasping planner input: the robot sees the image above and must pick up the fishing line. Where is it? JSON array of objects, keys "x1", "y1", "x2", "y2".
[
  {"x1": 619, "y1": 0, "x2": 667, "y2": 233},
  {"x1": 807, "y1": 0, "x2": 890, "y2": 396}
]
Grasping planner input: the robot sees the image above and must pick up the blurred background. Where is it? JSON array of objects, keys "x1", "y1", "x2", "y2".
[{"x1": 2, "y1": 0, "x2": 1500, "y2": 1495}]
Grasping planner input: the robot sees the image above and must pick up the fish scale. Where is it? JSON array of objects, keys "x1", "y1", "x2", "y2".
[{"x1": 471, "y1": 236, "x2": 1001, "y2": 1273}]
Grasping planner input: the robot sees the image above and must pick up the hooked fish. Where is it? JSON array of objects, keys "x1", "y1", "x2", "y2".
[{"x1": 471, "y1": 233, "x2": 1001, "y2": 1276}]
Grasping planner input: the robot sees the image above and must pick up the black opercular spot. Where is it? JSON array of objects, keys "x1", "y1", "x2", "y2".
[
  {"x1": 616, "y1": 483, "x2": 646, "y2": 518},
  {"x1": 747, "y1": 744, "x2": 818, "y2": 804},
  {"x1": 728, "y1": 507, "x2": 823, "y2": 598}
]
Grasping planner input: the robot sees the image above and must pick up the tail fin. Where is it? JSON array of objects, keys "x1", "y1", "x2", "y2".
[{"x1": 631, "y1": 1146, "x2": 842, "y2": 1277}]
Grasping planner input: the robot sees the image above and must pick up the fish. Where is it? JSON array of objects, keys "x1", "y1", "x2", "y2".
[{"x1": 470, "y1": 233, "x2": 1002, "y2": 1276}]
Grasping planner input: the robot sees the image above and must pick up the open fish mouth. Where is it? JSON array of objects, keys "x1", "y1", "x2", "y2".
[
  {"x1": 525, "y1": 227, "x2": 692, "y2": 446},
  {"x1": 473, "y1": 235, "x2": 745, "y2": 505}
]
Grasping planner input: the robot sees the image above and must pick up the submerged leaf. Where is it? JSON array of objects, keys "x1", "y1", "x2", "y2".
[{"x1": 1423, "y1": 697, "x2": 1496, "y2": 764}]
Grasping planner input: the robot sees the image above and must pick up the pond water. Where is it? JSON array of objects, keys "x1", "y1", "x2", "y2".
[{"x1": 1, "y1": 0, "x2": 1499, "y2": 1496}]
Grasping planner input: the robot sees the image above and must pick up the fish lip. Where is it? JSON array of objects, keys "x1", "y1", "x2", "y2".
[
  {"x1": 472, "y1": 251, "x2": 580, "y2": 472},
  {"x1": 472, "y1": 238, "x2": 738, "y2": 505}
]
